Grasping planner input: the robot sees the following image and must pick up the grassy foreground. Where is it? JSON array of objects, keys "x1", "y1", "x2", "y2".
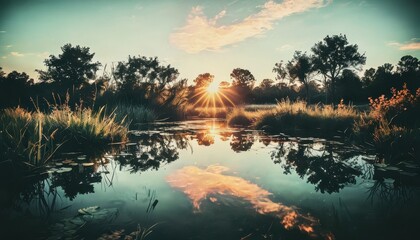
[
  {"x1": 0, "y1": 106, "x2": 128, "y2": 172},
  {"x1": 227, "y1": 99, "x2": 360, "y2": 136}
]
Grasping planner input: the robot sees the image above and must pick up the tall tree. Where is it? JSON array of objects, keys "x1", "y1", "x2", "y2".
[
  {"x1": 230, "y1": 68, "x2": 256, "y2": 104},
  {"x1": 36, "y1": 44, "x2": 101, "y2": 89},
  {"x1": 274, "y1": 51, "x2": 314, "y2": 100},
  {"x1": 311, "y1": 34, "x2": 366, "y2": 102},
  {"x1": 336, "y1": 69, "x2": 363, "y2": 102},
  {"x1": 193, "y1": 73, "x2": 214, "y2": 88},
  {"x1": 259, "y1": 78, "x2": 274, "y2": 89},
  {"x1": 0, "y1": 70, "x2": 33, "y2": 108},
  {"x1": 230, "y1": 68, "x2": 256, "y2": 89},
  {"x1": 114, "y1": 56, "x2": 179, "y2": 93},
  {"x1": 364, "y1": 63, "x2": 397, "y2": 98},
  {"x1": 397, "y1": 55, "x2": 420, "y2": 91},
  {"x1": 113, "y1": 55, "x2": 180, "y2": 105},
  {"x1": 0, "y1": 67, "x2": 5, "y2": 78}
]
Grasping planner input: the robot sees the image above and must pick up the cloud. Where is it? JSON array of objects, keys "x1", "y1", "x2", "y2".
[
  {"x1": 0, "y1": 31, "x2": 5, "y2": 33},
  {"x1": 170, "y1": 0, "x2": 329, "y2": 53},
  {"x1": 388, "y1": 39, "x2": 420, "y2": 51},
  {"x1": 399, "y1": 42, "x2": 420, "y2": 50},
  {"x1": 37, "y1": 52, "x2": 50, "y2": 58},
  {"x1": 10, "y1": 51, "x2": 24, "y2": 57},
  {"x1": 276, "y1": 44, "x2": 293, "y2": 51}
]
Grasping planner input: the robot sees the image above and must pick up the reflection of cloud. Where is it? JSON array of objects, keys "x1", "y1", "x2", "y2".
[
  {"x1": 167, "y1": 165, "x2": 334, "y2": 239},
  {"x1": 388, "y1": 40, "x2": 420, "y2": 51},
  {"x1": 171, "y1": 0, "x2": 329, "y2": 53},
  {"x1": 10, "y1": 51, "x2": 24, "y2": 57}
]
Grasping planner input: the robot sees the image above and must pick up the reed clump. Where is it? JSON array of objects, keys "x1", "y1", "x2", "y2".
[
  {"x1": 0, "y1": 106, "x2": 128, "y2": 171},
  {"x1": 227, "y1": 99, "x2": 359, "y2": 135}
]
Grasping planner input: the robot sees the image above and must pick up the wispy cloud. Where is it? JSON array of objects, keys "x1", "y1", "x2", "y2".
[
  {"x1": 388, "y1": 39, "x2": 420, "y2": 51},
  {"x1": 276, "y1": 44, "x2": 293, "y2": 51},
  {"x1": 10, "y1": 51, "x2": 24, "y2": 57},
  {"x1": 37, "y1": 52, "x2": 50, "y2": 58},
  {"x1": 170, "y1": 0, "x2": 330, "y2": 53},
  {"x1": 0, "y1": 31, "x2": 6, "y2": 33}
]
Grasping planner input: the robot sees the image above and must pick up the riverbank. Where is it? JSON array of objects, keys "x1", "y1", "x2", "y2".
[{"x1": 0, "y1": 106, "x2": 128, "y2": 175}]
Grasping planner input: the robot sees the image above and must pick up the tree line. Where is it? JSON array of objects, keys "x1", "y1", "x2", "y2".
[{"x1": 1, "y1": 34, "x2": 419, "y2": 112}]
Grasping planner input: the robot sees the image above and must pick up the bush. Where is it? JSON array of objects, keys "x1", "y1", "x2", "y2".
[{"x1": 354, "y1": 84, "x2": 420, "y2": 163}]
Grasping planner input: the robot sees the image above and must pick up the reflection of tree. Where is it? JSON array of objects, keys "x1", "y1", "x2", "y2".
[
  {"x1": 272, "y1": 141, "x2": 362, "y2": 193},
  {"x1": 367, "y1": 178, "x2": 414, "y2": 205},
  {"x1": 117, "y1": 133, "x2": 189, "y2": 173},
  {"x1": 230, "y1": 131, "x2": 255, "y2": 152},
  {"x1": 195, "y1": 132, "x2": 214, "y2": 146},
  {"x1": 51, "y1": 167, "x2": 102, "y2": 201}
]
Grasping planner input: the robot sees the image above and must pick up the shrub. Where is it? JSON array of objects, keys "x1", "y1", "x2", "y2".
[{"x1": 355, "y1": 84, "x2": 420, "y2": 163}]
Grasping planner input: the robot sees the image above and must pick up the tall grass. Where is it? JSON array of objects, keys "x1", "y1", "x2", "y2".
[
  {"x1": 0, "y1": 108, "x2": 58, "y2": 169},
  {"x1": 45, "y1": 106, "x2": 128, "y2": 148},
  {"x1": 109, "y1": 104, "x2": 157, "y2": 126},
  {"x1": 227, "y1": 99, "x2": 360, "y2": 135},
  {"x1": 0, "y1": 106, "x2": 128, "y2": 172},
  {"x1": 226, "y1": 108, "x2": 268, "y2": 126}
]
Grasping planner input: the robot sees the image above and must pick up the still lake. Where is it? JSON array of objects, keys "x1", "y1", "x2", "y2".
[{"x1": 3, "y1": 119, "x2": 420, "y2": 240}]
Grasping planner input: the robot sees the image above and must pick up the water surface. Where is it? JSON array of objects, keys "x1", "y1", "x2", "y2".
[{"x1": 3, "y1": 119, "x2": 420, "y2": 240}]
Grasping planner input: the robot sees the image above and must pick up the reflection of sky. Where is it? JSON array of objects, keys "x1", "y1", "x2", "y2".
[{"x1": 167, "y1": 164, "x2": 334, "y2": 238}]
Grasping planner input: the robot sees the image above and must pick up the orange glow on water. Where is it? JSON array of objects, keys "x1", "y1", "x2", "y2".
[{"x1": 167, "y1": 165, "x2": 333, "y2": 239}]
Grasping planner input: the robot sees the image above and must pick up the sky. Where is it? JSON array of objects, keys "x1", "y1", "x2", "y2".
[{"x1": 0, "y1": 0, "x2": 419, "y2": 84}]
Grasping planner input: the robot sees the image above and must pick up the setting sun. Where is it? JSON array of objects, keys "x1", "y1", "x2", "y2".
[{"x1": 206, "y1": 81, "x2": 219, "y2": 94}]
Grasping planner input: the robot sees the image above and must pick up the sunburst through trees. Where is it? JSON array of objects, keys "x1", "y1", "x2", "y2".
[{"x1": 191, "y1": 73, "x2": 237, "y2": 111}]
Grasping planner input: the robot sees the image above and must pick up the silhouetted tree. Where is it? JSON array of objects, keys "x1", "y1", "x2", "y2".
[
  {"x1": 36, "y1": 44, "x2": 100, "y2": 89},
  {"x1": 336, "y1": 69, "x2": 363, "y2": 102},
  {"x1": 113, "y1": 55, "x2": 179, "y2": 104},
  {"x1": 0, "y1": 70, "x2": 33, "y2": 108},
  {"x1": 396, "y1": 55, "x2": 420, "y2": 91},
  {"x1": 0, "y1": 67, "x2": 5, "y2": 78},
  {"x1": 274, "y1": 51, "x2": 314, "y2": 101},
  {"x1": 230, "y1": 68, "x2": 256, "y2": 103},
  {"x1": 363, "y1": 63, "x2": 398, "y2": 98},
  {"x1": 219, "y1": 81, "x2": 230, "y2": 88},
  {"x1": 193, "y1": 73, "x2": 214, "y2": 88},
  {"x1": 259, "y1": 78, "x2": 274, "y2": 89},
  {"x1": 230, "y1": 68, "x2": 256, "y2": 89},
  {"x1": 362, "y1": 67, "x2": 376, "y2": 88},
  {"x1": 311, "y1": 34, "x2": 366, "y2": 103}
]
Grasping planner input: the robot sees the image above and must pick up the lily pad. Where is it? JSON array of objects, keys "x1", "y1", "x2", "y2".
[
  {"x1": 78, "y1": 206, "x2": 100, "y2": 215},
  {"x1": 55, "y1": 167, "x2": 73, "y2": 173}
]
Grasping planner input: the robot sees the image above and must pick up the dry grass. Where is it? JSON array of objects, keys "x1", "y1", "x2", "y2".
[
  {"x1": 0, "y1": 106, "x2": 128, "y2": 170},
  {"x1": 227, "y1": 99, "x2": 360, "y2": 135}
]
